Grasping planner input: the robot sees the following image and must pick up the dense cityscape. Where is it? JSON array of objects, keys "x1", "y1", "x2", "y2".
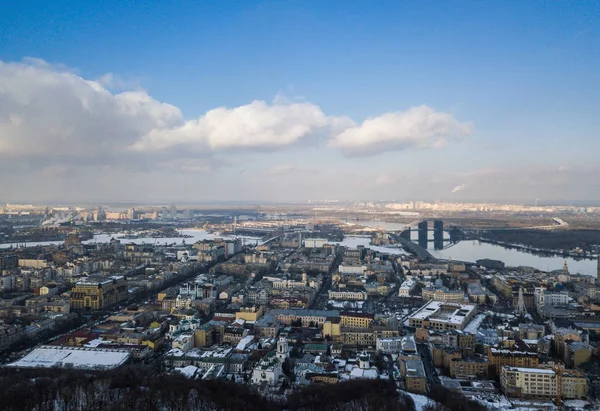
[
  {"x1": 2, "y1": 1, "x2": 599, "y2": 410},
  {"x1": 0, "y1": 203, "x2": 598, "y2": 410}
]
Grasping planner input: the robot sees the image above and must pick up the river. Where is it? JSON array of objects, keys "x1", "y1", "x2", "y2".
[
  {"x1": 429, "y1": 240, "x2": 597, "y2": 275},
  {"x1": 1, "y1": 224, "x2": 597, "y2": 275},
  {"x1": 354, "y1": 220, "x2": 598, "y2": 275}
]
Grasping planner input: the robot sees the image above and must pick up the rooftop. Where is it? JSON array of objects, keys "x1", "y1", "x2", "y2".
[
  {"x1": 504, "y1": 366, "x2": 555, "y2": 375},
  {"x1": 7, "y1": 346, "x2": 130, "y2": 370},
  {"x1": 409, "y1": 301, "x2": 476, "y2": 325}
]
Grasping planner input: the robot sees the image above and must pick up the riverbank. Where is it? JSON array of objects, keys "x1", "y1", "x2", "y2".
[{"x1": 476, "y1": 238, "x2": 597, "y2": 261}]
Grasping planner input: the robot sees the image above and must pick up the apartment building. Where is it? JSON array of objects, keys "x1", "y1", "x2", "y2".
[
  {"x1": 501, "y1": 366, "x2": 588, "y2": 400},
  {"x1": 328, "y1": 288, "x2": 368, "y2": 301},
  {"x1": 340, "y1": 312, "x2": 374, "y2": 328},
  {"x1": 449, "y1": 358, "x2": 489, "y2": 379},
  {"x1": 421, "y1": 286, "x2": 465, "y2": 303},
  {"x1": 488, "y1": 348, "x2": 539, "y2": 375},
  {"x1": 404, "y1": 359, "x2": 427, "y2": 394},
  {"x1": 70, "y1": 276, "x2": 127, "y2": 312},
  {"x1": 501, "y1": 366, "x2": 556, "y2": 399}
]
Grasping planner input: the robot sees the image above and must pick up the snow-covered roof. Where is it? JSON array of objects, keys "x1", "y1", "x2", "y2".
[
  {"x1": 235, "y1": 335, "x2": 254, "y2": 351},
  {"x1": 8, "y1": 346, "x2": 130, "y2": 370},
  {"x1": 175, "y1": 365, "x2": 200, "y2": 379},
  {"x1": 504, "y1": 366, "x2": 555, "y2": 375}
]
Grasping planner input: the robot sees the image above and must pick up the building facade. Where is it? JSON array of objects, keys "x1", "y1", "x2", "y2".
[{"x1": 70, "y1": 276, "x2": 127, "y2": 311}]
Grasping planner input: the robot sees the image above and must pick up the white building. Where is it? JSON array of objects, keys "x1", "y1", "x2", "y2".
[
  {"x1": 536, "y1": 290, "x2": 570, "y2": 308},
  {"x1": 303, "y1": 238, "x2": 328, "y2": 248},
  {"x1": 408, "y1": 301, "x2": 476, "y2": 331},
  {"x1": 398, "y1": 279, "x2": 416, "y2": 297},
  {"x1": 328, "y1": 289, "x2": 368, "y2": 301},
  {"x1": 276, "y1": 336, "x2": 289, "y2": 362},
  {"x1": 376, "y1": 337, "x2": 403, "y2": 354},
  {"x1": 272, "y1": 278, "x2": 307, "y2": 289},
  {"x1": 251, "y1": 352, "x2": 282, "y2": 385},
  {"x1": 171, "y1": 333, "x2": 194, "y2": 351},
  {"x1": 339, "y1": 264, "x2": 367, "y2": 275}
]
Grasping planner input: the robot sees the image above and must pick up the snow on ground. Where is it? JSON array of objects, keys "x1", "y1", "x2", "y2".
[
  {"x1": 463, "y1": 313, "x2": 487, "y2": 334},
  {"x1": 563, "y1": 400, "x2": 592, "y2": 409},
  {"x1": 398, "y1": 390, "x2": 433, "y2": 411},
  {"x1": 328, "y1": 300, "x2": 365, "y2": 309},
  {"x1": 332, "y1": 236, "x2": 408, "y2": 255},
  {"x1": 175, "y1": 365, "x2": 201, "y2": 379},
  {"x1": 7, "y1": 345, "x2": 131, "y2": 370}
]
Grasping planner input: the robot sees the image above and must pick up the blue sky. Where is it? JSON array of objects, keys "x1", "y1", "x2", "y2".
[{"x1": 0, "y1": 1, "x2": 599, "y2": 203}]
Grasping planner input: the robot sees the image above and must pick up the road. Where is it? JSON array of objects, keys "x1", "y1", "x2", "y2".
[{"x1": 417, "y1": 343, "x2": 439, "y2": 388}]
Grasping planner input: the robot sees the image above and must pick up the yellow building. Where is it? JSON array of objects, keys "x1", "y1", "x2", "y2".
[
  {"x1": 340, "y1": 312, "x2": 374, "y2": 328},
  {"x1": 323, "y1": 320, "x2": 341, "y2": 339},
  {"x1": 308, "y1": 373, "x2": 338, "y2": 384},
  {"x1": 142, "y1": 337, "x2": 164, "y2": 350},
  {"x1": 449, "y1": 358, "x2": 489, "y2": 379},
  {"x1": 421, "y1": 287, "x2": 465, "y2": 303},
  {"x1": 501, "y1": 366, "x2": 587, "y2": 400},
  {"x1": 70, "y1": 276, "x2": 127, "y2": 312},
  {"x1": 501, "y1": 366, "x2": 556, "y2": 399},
  {"x1": 235, "y1": 305, "x2": 263, "y2": 322},
  {"x1": 341, "y1": 328, "x2": 375, "y2": 347},
  {"x1": 488, "y1": 347, "x2": 539, "y2": 376},
  {"x1": 562, "y1": 371, "x2": 588, "y2": 399}
]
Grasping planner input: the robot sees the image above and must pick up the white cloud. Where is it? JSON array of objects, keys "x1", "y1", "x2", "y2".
[
  {"x1": 132, "y1": 100, "x2": 353, "y2": 152},
  {"x1": 328, "y1": 105, "x2": 472, "y2": 156},
  {"x1": 0, "y1": 59, "x2": 182, "y2": 160}
]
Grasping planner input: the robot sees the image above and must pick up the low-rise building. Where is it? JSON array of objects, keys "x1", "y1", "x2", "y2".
[
  {"x1": 404, "y1": 359, "x2": 427, "y2": 394},
  {"x1": 376, "y1": 337, "x2": 403, "y2": 354},
  {"x1": 449, "y1": 358, "x2": 489, "y2": 379},
  {"x1": 422, "y1": 286, "x2": 465, "y2": 303},
  {"x1": 408, "y1": 301, "x2": 476, "y2": 331},
  {"x1": 398, "y1": 279, "x2": 416, "y2": 297},
  {"x1": 251, "y1": 352, "x2": 282, "y2": 385},
  {"x1": 328, "y1": 288, "x2": 368, "y2": 301}
]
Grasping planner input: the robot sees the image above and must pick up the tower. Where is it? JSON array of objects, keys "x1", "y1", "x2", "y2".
[
  {"x1": 276, "y1": 336, "x2": 289, "y2": 362},
  {"x1": 433, "y1": 220, "x2": 444, "y2": 250},
  {"x1": 417, "y1": 221, "x2": 428, "y2": 249},
  {"x1": 563, "y1": 260, "x2": 569, "y2": 275},
  {"x1": 516, "y1": 287, "x2": 527, "y2": 316}
]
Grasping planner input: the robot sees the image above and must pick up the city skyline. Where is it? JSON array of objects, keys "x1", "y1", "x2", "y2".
[{"x1": 1, "y1": 1, "x2": 599, "y2": 203}]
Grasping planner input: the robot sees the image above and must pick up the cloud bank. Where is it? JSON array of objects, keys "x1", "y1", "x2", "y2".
[
  {"x1": 131, "y1": 100, "x2": 353, "y2": 152},
  {"x1": 328, "y1": 106, "x2": 472, "y2": 156},
  {"x1": 0, "y1": 59, "x2": 181, "y2": 162},
  {"x1": 0, "y1": 59, "x2": 471, "y2": 169}
]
